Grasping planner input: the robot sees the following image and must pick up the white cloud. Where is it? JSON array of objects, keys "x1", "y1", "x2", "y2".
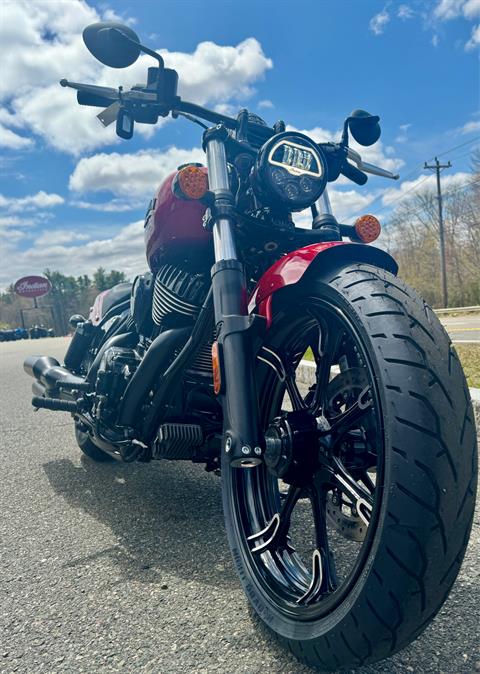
[
  {"x1": 69, "y1": 147, "x2": 205, "y2": 197},
  {"x1": 380, "y1": 171, "x2": 471, "y2": 207},
  {"x1": 395, "y1": 123, "x2": 412, "y2": 143},
  {"x1": 434, "y1": 0, "x2": 480, "y2": 19},
  {"x1": 35, "y1": 230, "x2": 89, "y2": 246},
  {"x1": 0, "y1": 227, "x2": 27, "y2": 243},
  {"x1": 0, "y1": 1, "x2": 272, "y2": 155},
  {"x1": 0, "y1": 123, "x2": 33, "y2": 150},
  {"x1": 70, "y1": 199, "x2": 142, "y2": 212},
  {"x1": 369, "y1": 9, "x2": 390, "y2": 35},
  {"x1": 434, "y1": 0, "x2": 465, "y2": 19},
  {"x1": 458, "y1": 119, "x2": 480, "y2": 133},
  {"x1": 465, "y1": 23, "x2": 480, "y2": 48},
  {"x1": 0, "y1": 215, "x2": 36, "y2": 228},
  {"x1": 0, "y1": 220, "x2": 148, "y2": 288},
  {"x1": 0, "y1": 190, "x2": 64, "y2": 212},
  {"x1": 398, "y1": 5, "x2": 415, "y2": 19},
  {"x1": 258, "y1": 99, "x2": 274, "y2": 109},
  {"x1": 463, "y1": 0, "x2": 480, "y2": 18}
]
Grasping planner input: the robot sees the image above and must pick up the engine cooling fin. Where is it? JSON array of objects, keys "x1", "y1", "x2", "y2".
[{"x1": 152, "y1": 263, "x2": 208, "y2": 327}]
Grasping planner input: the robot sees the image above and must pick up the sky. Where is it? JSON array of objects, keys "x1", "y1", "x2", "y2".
[{"x1": 0, "y1": 0, "x2": 479, "y2": 288}]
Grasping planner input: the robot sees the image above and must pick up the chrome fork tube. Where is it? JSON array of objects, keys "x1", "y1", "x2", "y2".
[
  {"x1": 206, "y1": 138, "x2": 237, "y2": 261},
  {"x1": 315, "y1": 187, "x2": 333, "y2": 216}
]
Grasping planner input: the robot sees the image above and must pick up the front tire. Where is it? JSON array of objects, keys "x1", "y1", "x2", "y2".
[{"x1": 222, "y1": 263, "x2": 477, "y2": 670}]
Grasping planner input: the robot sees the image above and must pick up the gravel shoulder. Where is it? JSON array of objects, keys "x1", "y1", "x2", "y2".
[{"x1": 0, "y1": 338, "x2": 478, "y2": 674}]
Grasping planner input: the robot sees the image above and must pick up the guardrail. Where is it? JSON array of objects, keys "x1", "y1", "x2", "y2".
[{"x1": 435, "y1": 305, "x2": 480, "y2": 315}]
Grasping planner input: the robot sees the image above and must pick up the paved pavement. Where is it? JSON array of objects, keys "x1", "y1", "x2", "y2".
[
  {"x1": 439, "y1": 313, "x2": 480, "y2": 343},
  {"x1": 0, "y1": 337, "x2": 479, "y2": 674}
]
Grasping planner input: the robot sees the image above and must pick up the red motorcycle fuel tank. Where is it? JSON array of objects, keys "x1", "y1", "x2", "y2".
[{"x1": 144, "y1": 167, "x2": 211, "y2": 271}]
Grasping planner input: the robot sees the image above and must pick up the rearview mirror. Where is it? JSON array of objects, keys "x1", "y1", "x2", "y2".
[
  {"x1": 83, "y1": 22, "x2": 141, "y2": 68},
  {"x1": 347, "y1": 109, "x2": 381, "y2": 146}
]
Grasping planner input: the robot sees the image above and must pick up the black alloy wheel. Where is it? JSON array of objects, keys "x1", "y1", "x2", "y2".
[{"x1": 232, "y1": 296, "x2": 382, "y2": 619}]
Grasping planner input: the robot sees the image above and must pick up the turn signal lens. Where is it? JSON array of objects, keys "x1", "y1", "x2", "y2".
[
  {"x1": 354, "y1": 214, "x2": 381, "y2": 243},
  {"x1": 174, "y1": 164, "x2": 209, "y2": 200},
  {"x1": 212, "y1": 341, "x2": 222, "y2": 395}
]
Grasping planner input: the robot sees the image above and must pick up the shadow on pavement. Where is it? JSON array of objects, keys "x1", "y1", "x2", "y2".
[{"x1": 43, "y1": 456, "x2": 237, "y2": 590}]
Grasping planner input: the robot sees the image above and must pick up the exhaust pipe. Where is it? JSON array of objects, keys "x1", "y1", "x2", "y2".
[
  {"x1": 118, "y1": 327, "x2": 190, "y2": 427},
  {"x1": 24, "y1": 355, "x2": 86, "y2": 391},
  {"x1": 24, "y1": 355, "x2": 85, "y2": 412}
]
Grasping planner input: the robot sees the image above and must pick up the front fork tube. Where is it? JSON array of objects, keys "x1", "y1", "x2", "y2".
[{"x1": 205, "y1": 131, "x2": 264, "y2": 467}]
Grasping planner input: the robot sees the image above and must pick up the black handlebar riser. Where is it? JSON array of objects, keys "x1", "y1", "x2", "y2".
[{"x1": 340, "y1": 162, "x2": 368, "y2": 185}]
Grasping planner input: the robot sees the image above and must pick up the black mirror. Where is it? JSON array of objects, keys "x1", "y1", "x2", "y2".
[
  {"x1": 116, "y1": 108, "x2": 134, "y2": 139},
  {"x1": 348, "y1": 109, "x2": 381, "y2": 146},
  {"x1": 83, "y1": 22, "x2": 141, "y2": 68}
]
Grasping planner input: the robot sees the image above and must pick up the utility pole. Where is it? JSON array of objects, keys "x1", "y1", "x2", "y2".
[{"x1": 424, "y1": 157, "x2": 451, "y2": 308}]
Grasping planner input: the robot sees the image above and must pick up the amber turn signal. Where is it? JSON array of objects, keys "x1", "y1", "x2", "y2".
[
  {"x1": 173, "y1": 164, "x2": 209, "y2": 200},
  {"x1": 354, "y1": 214, "x2": 381, "y2": 243},
  {"x1": 211, "y1": 341, "x2": 223, "y2": 395}
]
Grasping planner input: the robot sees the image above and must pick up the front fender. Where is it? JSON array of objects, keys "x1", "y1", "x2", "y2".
[{"x1": 248, "y1": 242, "x2": 398, "y2": 326}]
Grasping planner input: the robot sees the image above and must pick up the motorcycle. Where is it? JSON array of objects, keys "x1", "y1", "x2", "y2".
[{"x1": 24, "y1": 21, "x2": 477, "y2": 670}]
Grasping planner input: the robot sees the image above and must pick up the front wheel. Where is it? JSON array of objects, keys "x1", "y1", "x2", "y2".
[{"x1": 222, "y1": 263, "x2": 477, "y2": 670}]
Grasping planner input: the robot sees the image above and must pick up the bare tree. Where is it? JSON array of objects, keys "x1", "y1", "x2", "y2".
[{"x1": 384, "y1": 162, "x2": 479, "y2": 307}]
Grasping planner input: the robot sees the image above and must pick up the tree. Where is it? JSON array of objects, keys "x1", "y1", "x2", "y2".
[{"x1": 384, "y1": 164, "x2": 479, "y2": 307}]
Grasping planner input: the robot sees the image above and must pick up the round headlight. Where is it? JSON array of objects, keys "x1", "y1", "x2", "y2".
[{"x1": 251, "y1": 132, "x2": 327, "y2": 212}]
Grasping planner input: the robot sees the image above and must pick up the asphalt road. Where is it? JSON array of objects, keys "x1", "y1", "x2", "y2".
[
  {"x1": 1, "y1": 337, "x2": 479, "y2": 674},
  {"x1": 440, "y1": 313, "x2": 480, "y2": 343}
]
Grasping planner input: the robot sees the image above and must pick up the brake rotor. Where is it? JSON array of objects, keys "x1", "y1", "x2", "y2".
[{"x1": 325, "y1": 368, "x2": 372, "y2": 542}]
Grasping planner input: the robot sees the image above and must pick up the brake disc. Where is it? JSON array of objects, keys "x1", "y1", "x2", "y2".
[{"x1": 325, "y1": 368, "x2": 372, "y2": 542}]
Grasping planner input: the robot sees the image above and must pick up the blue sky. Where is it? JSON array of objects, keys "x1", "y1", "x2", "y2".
[{"x1": 0, "y1": 0, "x2": 479, "y2": 287}]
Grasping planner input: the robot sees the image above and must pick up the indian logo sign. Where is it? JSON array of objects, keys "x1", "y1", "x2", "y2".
[{"x1": 14, "y1": 276, "x2": 52, "y2": 299}]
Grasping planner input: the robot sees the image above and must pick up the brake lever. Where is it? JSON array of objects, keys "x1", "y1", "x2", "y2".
[{"x1": 346, "y1": 148, "x2": 399, "y2": 180}]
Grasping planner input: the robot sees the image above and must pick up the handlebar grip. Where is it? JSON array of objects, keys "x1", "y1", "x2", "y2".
[
  {"x1": 77, "y1": 91, "x2": 116, "y2": 108},
  {"x1": 340, "y1": 161, "x2": 368, "y2": 186}
]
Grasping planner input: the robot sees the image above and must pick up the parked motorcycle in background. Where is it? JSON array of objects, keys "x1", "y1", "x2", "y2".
[{"x1": 24, "y1": 22, "x2": 477, "y2": 670}]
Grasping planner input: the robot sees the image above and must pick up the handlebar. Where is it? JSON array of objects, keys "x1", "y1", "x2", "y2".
[{"x1": 60, "y1": 77, "x2": 399, "y2": 185}]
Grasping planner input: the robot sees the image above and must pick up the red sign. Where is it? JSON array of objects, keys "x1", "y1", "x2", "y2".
[{"x1": 14, "y1": 275, "x2": 52, "y2": 299}]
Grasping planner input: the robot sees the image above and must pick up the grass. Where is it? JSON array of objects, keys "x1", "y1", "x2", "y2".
[
  {"x1": 302, "y1": 345, "x2": 480, "y2": 389},
  {"x1": 454, "y1": 344, "x2": 480, "y2": 389}
]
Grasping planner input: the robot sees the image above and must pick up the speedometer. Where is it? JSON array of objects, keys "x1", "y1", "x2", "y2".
[{"x1": 251, "y1": 132, "x2": 327, "y2": 212}]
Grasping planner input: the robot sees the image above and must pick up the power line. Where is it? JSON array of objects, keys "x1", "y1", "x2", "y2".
[
  {"x1": 347, "y1": 135, "x2": 480, "y2": 221},
  {"x1": 447, "y1": 147, "x2": 479, "y2": 162},
  {"x1": 431, "y1": 136, "x2": 480, "y2": 161},
  {"x1": 381, "y1": 178, "x2": 480, "y2": 222},
  {"x1": 370, "y1": 175, "x2": 431, "y2": 217}
]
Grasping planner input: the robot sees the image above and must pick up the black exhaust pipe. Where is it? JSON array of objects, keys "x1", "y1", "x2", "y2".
[
  {"x1": 24, "y1": 355, "x2": 86, "y2": 394},
  {"x1": 118, "y1": 327, "x2": 191, "y2": 427}
]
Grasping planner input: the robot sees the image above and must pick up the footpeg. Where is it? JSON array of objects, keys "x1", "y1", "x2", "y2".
[{"x1": 32, "y1": 396, "x2": 79, "y2": 412}]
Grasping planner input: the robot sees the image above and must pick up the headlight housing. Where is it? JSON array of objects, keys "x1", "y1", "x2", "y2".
[{"x1": 251, "y1": 132, "x2": 327, "y2": 212}]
